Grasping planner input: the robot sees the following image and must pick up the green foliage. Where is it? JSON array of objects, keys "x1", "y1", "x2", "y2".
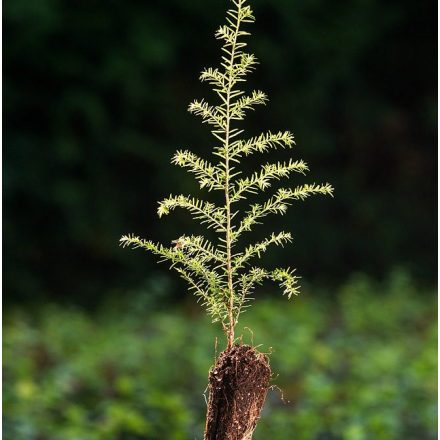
[
  {"x1": 3, "y1": 274, "x2": 437, "y2": 439},
  {"x1": 121, "y1": 0, "x2": 333, "y2": 339}
]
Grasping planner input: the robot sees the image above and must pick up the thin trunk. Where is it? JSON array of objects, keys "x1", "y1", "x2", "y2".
[{"x1": 223, "y1": 11, "x2": 240, "y2": 350}]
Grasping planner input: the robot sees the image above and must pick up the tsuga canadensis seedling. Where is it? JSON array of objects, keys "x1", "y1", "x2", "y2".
[{"x1": 120, "y1": 0, "x2": 333, "y2": 437}]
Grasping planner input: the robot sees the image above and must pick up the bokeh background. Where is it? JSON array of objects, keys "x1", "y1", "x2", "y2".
[{"x1": 3, "y1": 0, "x2": 437, "y2": 439}]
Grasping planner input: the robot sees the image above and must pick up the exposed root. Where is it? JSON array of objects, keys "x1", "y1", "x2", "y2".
[{"x1": 204, "y1": 344, "x2": 271, "y2": 440}]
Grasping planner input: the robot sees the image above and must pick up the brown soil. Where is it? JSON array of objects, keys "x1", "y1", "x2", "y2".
[{"x1": 204, "y1": 344, "x2": 271, "y2": 440}]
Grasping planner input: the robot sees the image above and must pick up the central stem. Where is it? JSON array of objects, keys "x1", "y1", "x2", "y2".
[
  {"x1": 224, "y1": 9, "x2": 241, "y2": 350},
  {"x1": 225, "y1": 152, "x2": 234, "y2": 350}
]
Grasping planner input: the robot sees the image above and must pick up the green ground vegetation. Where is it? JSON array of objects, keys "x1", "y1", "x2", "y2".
[{"x1": 4, "y1": 272, "x2": 437, "y2": 440}]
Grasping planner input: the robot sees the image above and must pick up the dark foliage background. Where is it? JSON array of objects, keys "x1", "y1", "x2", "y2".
[
  {"x1": 4, "y1": 0, "x2": 437, "y2": 305},
  {"x1": 3, "y1": 1, "x2": 437, "y2": 439}
]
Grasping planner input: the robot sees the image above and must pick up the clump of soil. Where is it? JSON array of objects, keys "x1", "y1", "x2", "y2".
[{"x1": 204, "y1": 344, "x2": 271, "y2": 440}]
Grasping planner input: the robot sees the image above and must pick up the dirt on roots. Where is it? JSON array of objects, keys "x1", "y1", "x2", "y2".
[{"x1": 204, "y1": 344, "x2": 271, "y2": 440}]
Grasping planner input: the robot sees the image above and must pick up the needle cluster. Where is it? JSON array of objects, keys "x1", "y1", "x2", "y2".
[{"x1": 120, "y1": 0, "x2": 333, "y2": 348}]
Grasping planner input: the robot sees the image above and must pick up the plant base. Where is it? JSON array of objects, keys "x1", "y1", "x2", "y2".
[{"x1": 204, "y1": 344, "x2": 271, "y2": 440}]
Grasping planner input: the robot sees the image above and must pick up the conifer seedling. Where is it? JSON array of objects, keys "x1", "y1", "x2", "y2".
[{"x1": 121, "y1": 0, "x2": 333, "y2": 437}]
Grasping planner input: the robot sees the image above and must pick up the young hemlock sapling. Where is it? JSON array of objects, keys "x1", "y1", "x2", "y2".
[{"x1": 120, "y1": 0, "x2": 333, "y2": 438}]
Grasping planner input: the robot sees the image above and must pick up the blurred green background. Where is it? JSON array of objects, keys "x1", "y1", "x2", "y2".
[{"x1": 3, "y1": 0, "x2": 437, "y2": 438}]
